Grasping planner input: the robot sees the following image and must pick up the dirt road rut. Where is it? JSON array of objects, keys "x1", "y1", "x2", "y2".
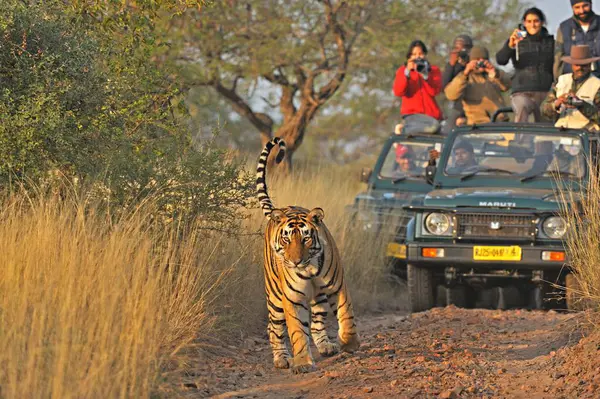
[{"x1": 179, "y1": 307, "x2": 592, "y2": 398}]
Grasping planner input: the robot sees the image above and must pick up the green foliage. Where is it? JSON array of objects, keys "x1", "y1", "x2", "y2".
[
  {"x1": 310, "y1": 0, "x2": 527, "y2": 157},
  {"x1": 0, "y1": 1, "x2": 253, "y2": 228},
  {"x1": 175, "y1": 0, "x2": 527, "y2": 162}
]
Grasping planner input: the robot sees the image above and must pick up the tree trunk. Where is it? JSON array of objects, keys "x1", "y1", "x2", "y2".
[{"x1": 266, "y1": 113, "x2": 312, "y2": 175}]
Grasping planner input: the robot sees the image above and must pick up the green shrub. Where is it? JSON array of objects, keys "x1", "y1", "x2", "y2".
[{"x1": 0, "y1": 2, "x2": 253, "y2": 227}]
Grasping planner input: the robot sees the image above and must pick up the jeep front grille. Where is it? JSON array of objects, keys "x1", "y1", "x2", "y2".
[{"x1": 455, "y1": 213, "x2": 535, "y2": 240}]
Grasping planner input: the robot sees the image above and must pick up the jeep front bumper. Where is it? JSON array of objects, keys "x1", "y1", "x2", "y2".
[{"x1": 407, "y1": 242, "x2": 568, "y2": 270}]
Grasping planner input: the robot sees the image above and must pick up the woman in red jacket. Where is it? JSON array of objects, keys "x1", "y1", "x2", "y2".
[{"x1": 393, "y1": 40, "x2": 443, "y2": 121}]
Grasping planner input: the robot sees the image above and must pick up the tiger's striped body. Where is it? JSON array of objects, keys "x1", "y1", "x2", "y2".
[{"x1": 256, "y1": 138, "x2": 360, "y2": 374}]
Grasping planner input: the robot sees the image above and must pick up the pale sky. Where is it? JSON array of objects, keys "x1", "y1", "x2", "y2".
[{"x1": 533, "y1": 0, "x2": 575, "y2": 33}]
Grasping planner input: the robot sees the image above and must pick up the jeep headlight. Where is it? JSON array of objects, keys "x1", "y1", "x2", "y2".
[
  {"x1": 542, "y1": 216, "x2": 567, "y2": 239},
  {"x1": 424, "y1": 212, "x2": 452, "y2": 235}
]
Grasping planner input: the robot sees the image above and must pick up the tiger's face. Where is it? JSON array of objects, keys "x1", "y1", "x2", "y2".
[{"x1": 270, "y1": 208, "x2": 324, "y2": 268}]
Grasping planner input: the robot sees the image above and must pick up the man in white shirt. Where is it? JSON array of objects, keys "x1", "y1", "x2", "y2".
[{"x1": 543, "y1": 45, "x2": 600, "y2": 130}]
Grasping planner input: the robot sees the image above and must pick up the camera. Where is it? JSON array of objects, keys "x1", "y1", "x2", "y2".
[
  {"x1": 414, "y1": 58, "x2": 430, "y2": 73},
  {"x1": 458, "y1": 49, "x2": 470, "y2": 63},
  {"x1": 476, "y1": 60, "x2": 487, "y2": 69},
  {"x1": 517, "y1": 24, "x2": 527, "y2": 39},
  {"x1": 566, "y1": 95, "x2": 585, "y2": 107}
]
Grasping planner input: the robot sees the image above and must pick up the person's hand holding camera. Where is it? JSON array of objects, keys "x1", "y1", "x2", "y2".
[
  {"x1": 566, "y1": 94, "x2": 585, "y2": 108},
  {"x1": 463, "y1": 60, "x2": 477, "y2": 76},
  {"x1": 482, "y1": 60, "x2": 497, "y2": 78},
  {"x1": 448, "y1": 42, "x2": 464, "y2": 66},
  {"x1": 508, "y1": 28, "x2": 525, "y2": 49},
  {"x1": 463, "y1": 59, "x2": 494, "y2": 77},
  {"x1": 554, "y1": 92, "x2": 576, "y2": 110}
]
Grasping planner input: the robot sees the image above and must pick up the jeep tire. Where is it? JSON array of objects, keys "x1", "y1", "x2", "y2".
[{"x1": 408, "y1": 264, "x2": 435, "y2": 312}]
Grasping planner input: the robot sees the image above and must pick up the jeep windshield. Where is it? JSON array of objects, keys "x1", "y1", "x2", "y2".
[
  {"x1": 443, "y1": 131, "x2": 585, "y2": 181},
  {"x1": 379, "y1": 141, "x2": 436, "y2": 182}
]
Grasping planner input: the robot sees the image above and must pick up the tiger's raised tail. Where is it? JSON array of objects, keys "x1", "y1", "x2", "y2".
[{"x1": 256, "y1": 137, "x2": 286, "y2": 218}]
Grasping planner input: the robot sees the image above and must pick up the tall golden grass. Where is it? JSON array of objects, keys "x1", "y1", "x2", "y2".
[
  {"x1": 558, "y1": 166, "x2": 600, "y2": 311},
  {"x1": 0, "y1": 160, "x2": 400, "y2": 397},
  {"x1": 0, "y1": 190, "x2": 235, "y2": 398}
]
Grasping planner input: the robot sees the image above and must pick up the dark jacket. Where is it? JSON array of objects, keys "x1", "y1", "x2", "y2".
[
  {"x1": 496, "y1": 27, "x2": 554, "y2": 93},
  {"x1": 555, "y1": 14, "x2": 600, "y2": 78},
  {"x1": 442, "y1": 63, "x2": 465, "y2": 89}
]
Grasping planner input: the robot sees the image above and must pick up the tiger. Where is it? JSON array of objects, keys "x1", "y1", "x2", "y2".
[{"x1": 256, "y1": 137, "x2": 360, "y2": 374}]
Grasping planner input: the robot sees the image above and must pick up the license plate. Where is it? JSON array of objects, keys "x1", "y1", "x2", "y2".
[
  {"x1": 473, "y1": 246, "x2": 522, "y2": 261},
  {"x1": 386, "y1": 243, "x2": 407, "y2": 259}
]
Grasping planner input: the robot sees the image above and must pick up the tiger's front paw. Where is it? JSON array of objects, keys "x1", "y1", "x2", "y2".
[
  {"x1": 291, "y1": 361, "x2": 317, "y2": 374},
  {"x1": 317, "y1": 341, "x2": 340, "y2": 357},
  {"x1": 340, "y1": 333, "x2": 360, "y2": 353},
  {"x1": 273, "y1": 355, "x2": 291, "y2": 369},
  {"x1": 291, "y1": 353, "x2": 316, "y2": 374}
]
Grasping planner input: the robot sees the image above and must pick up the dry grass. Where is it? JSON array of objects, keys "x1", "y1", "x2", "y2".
[
  {"x1": 0, "y1": 160, "x2": 400, "y2": 398},
  {"x1": 0, "y1": 191, "x2": 233, "y2": 398},
  {"x1": 558, "y1": 166, "x2": 600, "y2": 311}
]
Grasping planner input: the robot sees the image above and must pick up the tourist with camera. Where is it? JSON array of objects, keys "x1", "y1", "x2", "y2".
[
  {"x1": 444, "y1": 46, "x2": 511, "y2": 125},
  {"x1": 442, "y1": 35, "x2": 473, "y2": 128},
  {"x1": 442, "y1": 35, "x2": 473, "y2": 89},
  {"x1": 392, "y1": 40, "x2": 443, "y2": 121},
  {"x1": 542, "y1": 44, "x2": 600, "y2": 129},
  {"x1": 495, "y1": 7, "x2": 554, "y2": 123}
]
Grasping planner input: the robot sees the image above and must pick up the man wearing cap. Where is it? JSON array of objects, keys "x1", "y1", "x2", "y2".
[
  {"x1": 444, "y1": 46, "x2": 511, "y2": 125},
  {"x1": 542, "y1": 44, "x2": 600, "y2": 129},
  {"x1": 554, "y1": 1, "x2": 600, "y2": 79},
  {"x1": 447, "y1": 140, "x2": 478, "y2": 174},
  {"x1": 442, "y1": 34, "x2": 474, "y2": 129},
  {"x1": 442, "y1": 35, "x2": 474, "y2": 88}
]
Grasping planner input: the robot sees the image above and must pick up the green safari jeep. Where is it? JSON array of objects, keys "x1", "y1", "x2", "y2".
[
  {"x1": 404, "y1": 122, "x2": 596, "y2": 312},
  {"x1": 349, "y1": 120, "x2": 445, "y2": 278}
]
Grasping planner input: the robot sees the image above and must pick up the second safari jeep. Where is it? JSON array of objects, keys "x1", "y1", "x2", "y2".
[
  {"x1": 404, "y1": 123, "x2": 597, "y2": 312},
  {"x1": 350, "y1": 119, "x2": 445, "y2": 279}
]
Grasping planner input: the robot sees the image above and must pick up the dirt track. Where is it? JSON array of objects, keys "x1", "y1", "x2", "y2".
[{"x1": 170, "y1": 306, "x2": 600, "y2": 398}]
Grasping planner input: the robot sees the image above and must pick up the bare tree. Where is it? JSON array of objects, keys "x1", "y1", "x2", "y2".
[{"x1": 175, "y1": 0, "x2": 376, "y2": 172}]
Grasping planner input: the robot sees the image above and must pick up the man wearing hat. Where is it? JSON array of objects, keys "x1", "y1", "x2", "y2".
[
  {"x1": 444, "y1": 46, "x2": 511, "y2": 125},
  {"x1": 554, "y1": 1, "x2": 600, "y2": 79},
  {"x1": 442, "y1": 34, "x2": 474, "y2": 129},
  {"x1": 542, "y1": 44, "x2": 600, "y2": 129}
]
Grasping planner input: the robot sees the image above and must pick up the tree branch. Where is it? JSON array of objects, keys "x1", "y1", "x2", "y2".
[
  {"x1": 262, "y1": 67, "x2": 294, "y2": 88},
  {"x1": 316, "y1": 1, "x2": 373, "y2": 103},
  {"x1": 213, "y1": 81, "x2": 273, "y2": 135}
]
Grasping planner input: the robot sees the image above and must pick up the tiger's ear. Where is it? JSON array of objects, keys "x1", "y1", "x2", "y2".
[
  {"x1": 270, "y1": 209, "x2": 286, "y2": 223},
  {"x1": 308, "y1": 207, "x2": 325, "y2": 225}
]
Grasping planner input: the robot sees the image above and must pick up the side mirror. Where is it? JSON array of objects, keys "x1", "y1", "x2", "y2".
[
  {"x1": 360, "y1": 167, "x2": 372, "y2": 183},
  {"x1": 425, "y1": 164, "x2": 436, "y2": 185}
]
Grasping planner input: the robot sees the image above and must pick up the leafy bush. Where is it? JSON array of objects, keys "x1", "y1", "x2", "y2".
[{"x1": 0, "y1": 2, "x2": 253, "y2": 227}]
